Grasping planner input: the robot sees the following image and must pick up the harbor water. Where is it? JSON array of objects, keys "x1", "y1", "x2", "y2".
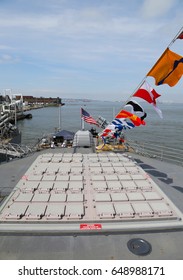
[{"x1": 17, "y1": 100, "x2": 183, "y2": 151}]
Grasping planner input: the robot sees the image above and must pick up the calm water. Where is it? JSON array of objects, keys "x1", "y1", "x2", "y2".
[{"x1": 17, "y1": 100, "x2": 183, "y2": 150}]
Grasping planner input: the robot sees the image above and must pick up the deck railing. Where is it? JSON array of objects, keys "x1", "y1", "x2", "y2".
[
  {"x1": 127, "y1": 139, "x2": 183, "y2": 166},
  {"x1": 0, "y1": 142, "x2": 33, "y2": 158}
]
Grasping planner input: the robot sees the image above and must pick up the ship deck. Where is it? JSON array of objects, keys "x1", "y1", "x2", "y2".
[{"x1": 0, "y1": 147, "x2": 183, "y2": 259}]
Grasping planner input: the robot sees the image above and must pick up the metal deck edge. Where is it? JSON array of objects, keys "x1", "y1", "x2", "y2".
[{"x1": 0, "y1": 218, "x2": 183, "y2": 234}]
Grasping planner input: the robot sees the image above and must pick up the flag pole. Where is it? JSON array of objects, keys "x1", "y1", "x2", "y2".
[
  {"x1": 58, "y1": 104, "x2": 61, "y2": 131},
  {"x1": 80, "y1": 107, "x2": 85, "y2": 130},
  {"x1": 169, "y1": 26, "x2": 183, "y2": 47},
  {"x1": 82, "y1": 118, "x2": 85, "y2": 130}
]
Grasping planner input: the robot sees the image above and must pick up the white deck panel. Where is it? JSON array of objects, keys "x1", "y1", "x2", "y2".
[
  {"x1": 108, "y1": 157, "x2": 119, "y2": 163},
  {"x1": 27, "y1": 174, "x2": 43, "y2": 181},
  {"x1": 41, "y1": 153, "x2": 54, "y2": 157},
  {"x1": 89, "y1": 162, "x2": 101, "y2": 167},
  {"x1": 95, "y1": 193, "x2": 111, "y2": 202},
  {"x1": 42, "y1": 174, "x2": 56, "y2": 181},
  {"x1": 107, "y1": 181, "x2": 122, "y2": 191},
  {"x1": 53, "y1": 181, "x2": 68, "y2": 192},
  {"x1": 117, "y1": 155, "x2": 130, "y2": 162},
  {"x1": 45, "y1": 204, "x2": 65, "y2": 219},
  {"x1": 38, "y1": 181, "x2": 54, "y2": 192},
  {"x1": 67, "y1": 193, "x2": 84, "y2": 202},
  {"x1": 70, "y1": 175, "x2": 83, "y2": 181},
  {"x1": 14, "y1": 192, "x2": 34, "y2": 202},
  {"x1": 72, "y1": 156, "x2": 83, "y2": 161},
  {"x1": 132, "y1": 202, "x2": 154, "y2": 217},
  {"x1": 72, "y1": 158, "x2": 83, "y2": 163},
  {"x1": 91, "y1": 175, "x2": 105, "y2": 181},
  {"x1": 123, "y1": 161, "x2": 136, "y2": 167},
  {"x1": 111, "y1": 193, "x2": 128, "y2": 201},
  {"x1": 62, "y1": 153, "x2": 73, "y2": 157},
  {"x1": 56, "y1": 175, "x2": 70, "y2": 181},
  {"x1": 88, "y1": 158, "x2": 99, "y2": 163},
  {"x1": 96, "y1": 203, "x2": 115, "y2": 218},
  {"x1": 127, "y1": 192, "x2": 145, "y2": 201},
  {"x1": 57, "y1": 167, "x2": 70, "y2": 174},
  {"x1": 70, "y1": 162, "x2": 83, "y2": 167},
  {"x1": 51, "y1": 154, "x2": 63, "y2": 160},
  {"x1": 89, "y1": 167, "x2": 102, "y2": 174},
  {"x1": 100, "y1": 162, "x2": 112, "y2": 167},
  {"x1": 32, "y1": 192, "x2": 50, "y2": 202},
  {"x1": 70, "y1": 167, "x2": 83, "y2": 174},
  {"x1": 92, "y1": 181, "x2": 107, "y2": 191},
  {"x1": 111, "y1": 162, "x2": 123, "y2": 167},
  {"x1": 21, "y1": 181, "x2": 40, "y2": 192},
  {"x1": 68, "y1": 181, "x2": 84, "y2": 192},
  {"x1": 114, "y1": 203, "x2": 134, "y2": 218},
  {"x1": 117, "y1": 174, "x2": 131, "y2": 181},
  {"x1": 149, "y1": 202, "x2": 173, "y2": 216},
  {"x1": 121, "y1": 180, "x2": 137, "y2": 190},
  {"x1": 113, "y1": 166, "x2": 127, "y2": 174},
  {"x1": 134, "y1": 180, "x2": 152, "y2": 190},
  {"x1": 49, "y1": 193, "x2": 67, "y2": 202},
  {"x1": 25, "y1": 203, "x2": 47, "y2": 220},
  {"x1": 98, "y1": 157, "x2": 109, "y2": 162},
  {"x1": 62, "y1": 157, "x2": 72, "y2": 163},
  {"x1": 39, "y1": 158, "x2": 52, "y2": 163},
  {"x1": 29, "y1": 165, "x2": 48, "y2": 175},
  {"x1": 1, "y1": 203, "x2": 28, "y2": 219},
  {"x1": 131, "y1": 174, "x2": 146, "y2": 180},
  {"x1": 50, "y1": 157, "x2": 61, "y2": 163},
  {"x1": 102, "y1": 166, "x2": 114, "y2": 174},
  {"x1": 46, "y1": 163, "x2": 60, "y2": 174},
  {"x1": 52, "y1": 153, "x2": 63, "y2": 157},
  {"x1": 39, "y1": 154, "x2": 53, "y2": 162},
  {"x1": 125, "y1": 166, "x2": 140, "y2": 174},
  {"x1": 143, "y1": 191, "x2": 162, "y2": 200},
  {"x1": 104, "y1": 174, "x2": 118, "y2": 181},
  {"x1": 65, "y1": 203, "x2": 84, "y2": 219}
]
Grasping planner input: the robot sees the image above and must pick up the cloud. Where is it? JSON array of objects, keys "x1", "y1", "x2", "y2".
[
  {"x1": 0, "y1": 45, "x2": 14, "y2": 50},
  {"x1": 0, "y1": 54, "x2": 19, "y2": 64},
  {"x1": 140, "y1": 0, "x2": 178, "y2": 18},
  {"x1": 0, "y1": 5, "x2": 161, "y2": 68},
  {"x1": 0, "y1": 4, "x2": 160, "y2": 37}
]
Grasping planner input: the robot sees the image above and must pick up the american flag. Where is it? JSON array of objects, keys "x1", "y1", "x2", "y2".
[{"x1": 81, "y1": 107, "x2": 99, "y2": 126}]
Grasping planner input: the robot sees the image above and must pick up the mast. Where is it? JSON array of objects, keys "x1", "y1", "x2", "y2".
[
  {"x1": 58, "y1": 98, "x2": 65, "y2": 131},
  {"x1": 14, "y1": 101, "x2": 17, "y2": 127},
  {"x1": 81, "y1": 108, "x2": 85, "y2": 130},
  {"x1": 57, "y1": 97, "x2": 64, "y2": 130},
  {"x1": 58, "y1": 103, "x2": 61, "y2": 131}
]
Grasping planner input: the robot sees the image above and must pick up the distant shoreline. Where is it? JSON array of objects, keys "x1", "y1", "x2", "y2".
[{"x1": 23, "y1": 103, "x2": 60, "y2": 111}]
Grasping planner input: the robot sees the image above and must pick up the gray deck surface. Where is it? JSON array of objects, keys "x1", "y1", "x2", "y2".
[{"x1": 0, "y1": 148, "x2": 183, "y2": 260}]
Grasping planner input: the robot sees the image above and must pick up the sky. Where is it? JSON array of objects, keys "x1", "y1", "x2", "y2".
[{"x1": 0, "y1": 0, "x2": 183, "y2": 102}]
